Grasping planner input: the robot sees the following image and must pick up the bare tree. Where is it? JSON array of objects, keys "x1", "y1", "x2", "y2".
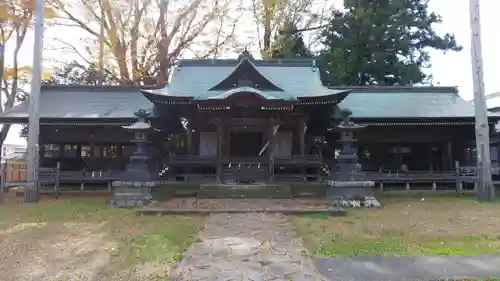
[
  {"x1": 54, "y1": 0, "x2": 243, "y2": 84},
  {"x1": 0, "y1": 0, "x2": 56, "y2": 152},
  {"x1": 249, "y1": 0, "x2": 333, "y2": 58}
]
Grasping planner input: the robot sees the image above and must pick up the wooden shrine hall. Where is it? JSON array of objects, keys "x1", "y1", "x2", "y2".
[
  {"x1": 141, "y1": 50, "x2": 348, "y2": 183},
  {"x1": 1, "y1": 50, "x2": 500, "y2": 186}
]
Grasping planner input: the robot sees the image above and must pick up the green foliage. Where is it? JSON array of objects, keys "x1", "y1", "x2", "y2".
[
  {"x1": 270, "y1": 21, "x2": 313, "y2": 59},
  {"x1": 43, "y1": 61, "x2": 118, "y2": 86},
  {"x1": 319, "y1": 0, "x2": 462, "y2": 86}
]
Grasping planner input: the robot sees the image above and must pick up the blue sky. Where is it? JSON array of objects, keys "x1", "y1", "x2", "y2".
[{"x1": 3, "y1": 0, "x2": 499, "y2": 145}]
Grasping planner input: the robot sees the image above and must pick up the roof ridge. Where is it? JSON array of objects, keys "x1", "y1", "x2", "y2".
[
  {"x1": 328, "y1": 86, "x2": 458, "y2": 94},
  {"x1": 486, "y1": 91, "x2": 500, "y2": 98},
  {"x1": 41, "y1": 84, "x2": 165, "y2": 92},
  {"x1": 177, "y1": 58, "x2": 316, "y2": 67}
]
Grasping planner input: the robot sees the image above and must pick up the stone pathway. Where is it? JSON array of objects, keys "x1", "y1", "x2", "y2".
[
  {"x1": 315, "y1": 255, "x2": 500, "y2": 281},
  {"x1": 171, "y1": 213, "x2": 326, "y2": 281}
]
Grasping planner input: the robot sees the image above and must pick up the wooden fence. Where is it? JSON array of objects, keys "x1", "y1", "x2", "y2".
[
  {"x1": 0, "y1": 160, "x2": 498, "y2": 197},
  {"x1": 0, "y1": 162, "x2": 117, "y2": 194},
  {"x1": 349, "y1": 161, "x2": 500, "y2": 194},
  {"x1": 0, "y1": 163, "x2": 60, "y2": 196}
]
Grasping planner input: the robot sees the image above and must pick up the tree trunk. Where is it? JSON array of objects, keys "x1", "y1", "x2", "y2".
[
  {"x1": 0, "y1": 43, "x2": 4, "y2": 84},
  {"x1": 263, "y1": 26, "x2": 271, "y2": 57},
  {"x1": 0, "y1": 124, "x2": 11, "y2": 158}
]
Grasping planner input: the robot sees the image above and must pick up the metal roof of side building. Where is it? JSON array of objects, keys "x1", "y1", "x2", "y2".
[
  {"x1": 0, "y1": 84, "x2": 497, "y2": 123},
  {"x1": 0, "y1": 85, "x2": 155, "y2": 123},
  {"x1": 335, "y1": 86, "x2": 496, "y2": 119},
  {"x1": 486, "y1": 91, "x2": 500, "y2": 112}
]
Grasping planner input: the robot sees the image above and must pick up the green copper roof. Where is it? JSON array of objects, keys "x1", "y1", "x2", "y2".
[
  {"x1": 143, "y1": 58, "x2": 344, "y2": 100},
  {"x1": 0, "y1": 85, "x2": 153, "y2": 121},
  {"x1": 335, "y1": 86, "x2": 500, "y2": 119},
  {"x1": 1, "y1": 85, "x2": 498, "y2": 123}
]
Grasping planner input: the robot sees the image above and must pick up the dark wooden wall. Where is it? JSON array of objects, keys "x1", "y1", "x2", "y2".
[{"x1": 357, "y1": 125, "x2": 475, "y2": 143}]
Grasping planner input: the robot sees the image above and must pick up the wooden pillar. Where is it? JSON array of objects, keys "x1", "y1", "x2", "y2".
[
  {"x1": 455, "y1": 161, "x2": 463, "y2": 194},
  {"x1": 298, "y1": 118, "x2": 305, "y2": 155},
  {"x1": 38, "y1": 142, "x2": 45, "y2": 167},
  {"x1": 216, "y1": 120, "x2": 223, "y2": 183},
  {"x1": 267, "y1": 122, "x2": 275, "y2": 183},
  {"x1": 447, "y1": 142, "x2": 453, "y2": 170},
  {"x1": 427, "y1": 144, "x2": 434, "y2": 171},
  {"x1": 186, "y1": 123, "x2": 193, "y2": 181},
  {"x1": 224, "y1": 122, "x2": 230, "y2": 157},
  {"x1": 298, "y1": 118, "x2": 306, "y2": 179},
  {"x1": 0, "y1": 161, "x2": 6, "y2": 201},
  {"x1": 186, "y1": 127, "x2": 193, "y2": 155}
]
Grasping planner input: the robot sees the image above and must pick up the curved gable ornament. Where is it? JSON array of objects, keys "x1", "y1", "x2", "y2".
[
  {"x1": 238, "y1": 49, "x2": 254, "y2": 61},
  {"x1": 237, "y1": 76, "x2": 254, "y2": 87}
]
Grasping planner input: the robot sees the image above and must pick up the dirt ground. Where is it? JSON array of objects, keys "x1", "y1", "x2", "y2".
[
  {"x1": 0, "y1": 221, "x2": 119, "y2": 280},
  {"x1": 0, "y1": 195, "x2": 203, "y2": 281}
]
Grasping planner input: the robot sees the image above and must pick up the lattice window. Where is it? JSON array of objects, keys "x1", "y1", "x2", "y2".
[
  {"x1": 43, "y1": 144, "x2": 60, "y2": 158},
  {"x1": 103, "y1": 145, "x2": 118, "y2": 158},
  {"x1": 81, "y1": 145, "x2": 91, "y2": 157},
  {"x1": 63, "y1": 144, "x2": 78, "y2": 158}
]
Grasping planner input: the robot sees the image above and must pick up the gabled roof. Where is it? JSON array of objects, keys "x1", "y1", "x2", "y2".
[
  {"x1": 142, "y1": 56, "x2": 346, "y2": 101},
  {"x1": 336, "y1": 86, "x2": 500, "y2": 119},
  {"x1": 0, "y1": 85, "x2": 155, "y2": 123},
  {"x1": 209, "y1": 58, "x2": 284, "y2": 92}
]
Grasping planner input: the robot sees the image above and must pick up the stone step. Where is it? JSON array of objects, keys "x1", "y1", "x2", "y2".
[{"x1": 197, "y1": 184, "x2": 293, "y2": 198}]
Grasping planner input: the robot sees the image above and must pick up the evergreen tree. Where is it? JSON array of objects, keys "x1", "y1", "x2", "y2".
[{"x1": 319, "y1": 0, "x2": 461, "y2": 86}]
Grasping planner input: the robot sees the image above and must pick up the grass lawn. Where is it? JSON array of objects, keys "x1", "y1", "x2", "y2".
[
  {"x1": 292, "y1": 194, "x2": 500, "y2": 258},
  {"x1": 0, "y1": 196, "x2": 204, "y2": 281}
]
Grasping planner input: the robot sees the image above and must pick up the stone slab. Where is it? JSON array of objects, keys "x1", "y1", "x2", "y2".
[
  {"x1": 315, "y1": 255, "x2": 500, "y2": 281},
  {"x1": 137, "y1": 207, "x2": 346, "y2": 216},
  {"x1": 112, "y1": 180, "x2": 170, "y2": 187},
  {"x1": 328, "y1": 181, "x2": 375, "y2": 188},
  {"x1": 327, "y1": 186, "x2": 375, "y2": 199},
  {"x1": 109, "y1": 181, "x2": 167, "y2": 208},
  {"x1": 171, "y1": 213, "x2": 330, "y2": 281}
]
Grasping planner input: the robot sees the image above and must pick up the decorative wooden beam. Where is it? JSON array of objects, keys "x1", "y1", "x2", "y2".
[
  {"x1": 198, "y1": 106, "x2": 231, "y2": 111},
  {"x1": 297, "y1": 101, "x2": 339, "y2": 105},
  {"x1": 360, "y1": 121, "x2": 480, "y2": 126},
  {"x1": 39, "y1": 122, "x2": 134, "y2": 126}
]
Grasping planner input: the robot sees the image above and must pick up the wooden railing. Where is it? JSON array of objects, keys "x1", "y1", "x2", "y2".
[
  {"x1": 1, "y1": 165, "x2": 60, "y2": 194},
  {"x1": 274, "y1": 155, "x2": 321, "y2": 165},
  {"x1": 223, "y1": 157, "x2": 267, "y2": 165},
  {"x1": 168, "y1": 154, "x2": 321, "y2": 166},
  {"x1": 168, "y1": 155, "x2": 217, "y2": 165},
  {"x1": 324, "y1": 162, "x2": 500, "y2": 193},
  {"x1": 0, "y1": 163, "x2": 118, "y2": 193}
]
